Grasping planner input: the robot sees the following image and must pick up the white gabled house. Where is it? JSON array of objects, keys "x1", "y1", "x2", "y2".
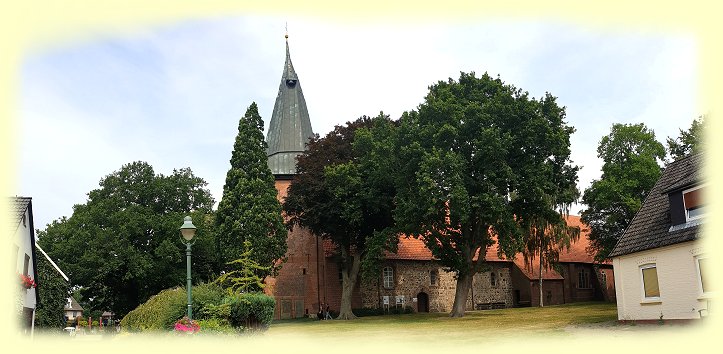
[
  {"x1": 610, "y1": 153, "x2": 710, "y2": 321},
  {"x1": 11, "y1": 197, "x2": 40, "y2": 333}
]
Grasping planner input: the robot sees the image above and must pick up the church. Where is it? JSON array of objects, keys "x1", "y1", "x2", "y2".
[{"x1": 262, "y1": 35, "x2": 615, "y2": 320}]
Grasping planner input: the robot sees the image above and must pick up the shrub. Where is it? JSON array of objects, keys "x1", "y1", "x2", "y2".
[
  {"x1": 353, "y1": 307, "x2": 384, "y2": 317},
  {"x1": 78, "y1": 319, "x2": 88, "y2": 327},
  {"x1": 197, "y1": 318, "x2": 237, "y2": 335},
  {"x1": 224, "y1": 293, "x2": 275, "y2": 331},
  {"x1": 121, "y1": 283, "x2": 224, "y2": 332}
]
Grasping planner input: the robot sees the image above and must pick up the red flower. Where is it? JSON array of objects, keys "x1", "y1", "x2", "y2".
[
  {"x1": 174, "y1": 316, "x2": 200, "y2": 334},
  {"x1": 20, "y1": 274, "x2": 36, "y2": 289}
]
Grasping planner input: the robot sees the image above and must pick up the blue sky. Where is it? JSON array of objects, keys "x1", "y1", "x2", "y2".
[{"x1": 17, "y1": 15, "x2": 699, "y2": 229}]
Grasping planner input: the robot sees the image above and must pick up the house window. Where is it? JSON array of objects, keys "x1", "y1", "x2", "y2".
[
  {"x1": 577, "y1": 268, "x2": 591, "y2": 289},
  {"x1": 600, "y1": 270, "x2": 607, "y2": 287},
  {"x1": 430, "y1": 270, "x2": 438, "y2": 286},
  {"x1": 546, "y1": 291, "x2": 552, "y2": 304},
  {"x1": 683, "y1": 186, "x2": 705, "y2": 221},
  {"x1": 23, "y1": 254, "x2": 30, "y2": 276},
  {"x1": 697, "y1": 257, "x2": 710, "y2": 294},
  {"x1": 641, "y1": 264, "x2": 660, "y2": 299},
  {"x1": 383, "y1": 267, "x2": 394, "y2": 289},
  {"x1": 490, "y1": 271, "x2": 497, "y2": 287}
]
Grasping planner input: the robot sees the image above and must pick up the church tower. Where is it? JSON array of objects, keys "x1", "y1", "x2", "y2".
[
  {"x1": 265, "y1": 34, "x2": 328, "y2": 320},
  {"x1": 265, "y1": 34, "x2": 315, "y2": 177}
]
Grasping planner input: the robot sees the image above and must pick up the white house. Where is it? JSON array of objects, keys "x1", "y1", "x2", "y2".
[
  {"x1": 610, "y1": 153, "x2": 710, "y2": 321},
  {"x1": 11, "y1": 197, "x2": 39, "y2": 333}
]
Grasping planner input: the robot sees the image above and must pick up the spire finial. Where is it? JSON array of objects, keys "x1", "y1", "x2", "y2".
[{"x1": 285, "y1": 22, "x2": 288, "y2": 40}]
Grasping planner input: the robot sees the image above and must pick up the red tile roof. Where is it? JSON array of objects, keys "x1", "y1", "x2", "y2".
[
  {"x1": 513, "y1": 256, "x2": 565, "y2": 280},
  {"x1": 322, "y1": 215, "x2": 603, "y2": 272}
]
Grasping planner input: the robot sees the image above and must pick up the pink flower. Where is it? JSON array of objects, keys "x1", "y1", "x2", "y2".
[{"x1": 174, "y1": 316, "x2": 200, "y2": 334}]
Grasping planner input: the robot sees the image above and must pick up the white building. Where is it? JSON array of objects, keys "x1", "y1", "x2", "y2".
[
  {"x1": 610, "y1": 153, "x2": 710, "y2": 321},
  {"x1": 11, "y1": 197, "x2": 39, "y2": 333}
]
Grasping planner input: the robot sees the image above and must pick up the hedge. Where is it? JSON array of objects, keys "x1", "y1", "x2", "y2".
[
  {"x1": 121, "y1": 283, "x2": 224, "y2": 332},
  {"x1": 223, "y1": 293, "x2": 275, "y2": 330}
]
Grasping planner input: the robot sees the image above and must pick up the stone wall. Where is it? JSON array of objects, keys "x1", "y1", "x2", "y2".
[{"x1": 359, "y1": 260, "x2": 514, "y2": 313}]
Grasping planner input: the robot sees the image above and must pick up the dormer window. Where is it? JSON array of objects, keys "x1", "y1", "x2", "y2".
[{"x1": 683, "y1": 186, "x2": 704, "y2": 221}]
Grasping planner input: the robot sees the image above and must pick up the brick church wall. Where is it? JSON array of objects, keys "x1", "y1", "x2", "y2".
[{"x1": 265, "y1": 179, "x2": 326, "y2": 319}]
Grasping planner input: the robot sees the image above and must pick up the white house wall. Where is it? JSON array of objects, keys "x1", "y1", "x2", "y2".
[
  {"x1": 14, "y1": 209, "x2": 36, "y2": 310},
  {"x1": 613, "y1": 240, "x2": 708, "y2": 321}
]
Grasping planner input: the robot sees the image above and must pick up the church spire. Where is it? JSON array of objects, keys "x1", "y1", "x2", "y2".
[{"x1": 265, "y1": 34, "x2": 314, "y2": 176}]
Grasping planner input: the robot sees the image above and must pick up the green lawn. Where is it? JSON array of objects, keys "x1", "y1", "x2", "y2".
[{"x1": 266, "y1": 301, "x2": 618, "y2": 344}]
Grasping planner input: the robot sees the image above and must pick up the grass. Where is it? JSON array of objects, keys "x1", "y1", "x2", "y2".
[{"x1": 266, "y1": 301, "x2": 618, "y2": 344}]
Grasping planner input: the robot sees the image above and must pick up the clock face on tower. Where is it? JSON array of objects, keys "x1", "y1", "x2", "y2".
[{"x1": 286, "y1": 79, "x2": 297, "y2": 87}]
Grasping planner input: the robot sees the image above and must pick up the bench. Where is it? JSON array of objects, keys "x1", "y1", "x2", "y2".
[{"x1": 475, "y1": 302, "x2": 506, "y2": 310}]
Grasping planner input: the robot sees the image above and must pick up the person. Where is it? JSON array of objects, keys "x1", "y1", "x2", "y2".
[
  {"x1": 317, "y1": 306, "x2": 323, "y2": 320},
  {"x1": 324, "y1": 304, "x2": 332, "y2": 320}
]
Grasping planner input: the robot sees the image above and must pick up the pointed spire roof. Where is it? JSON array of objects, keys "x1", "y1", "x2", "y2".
[{"x1": 266, "y1": 35, "x2": 314, "y2": 176}]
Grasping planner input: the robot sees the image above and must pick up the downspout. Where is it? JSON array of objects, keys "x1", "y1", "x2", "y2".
[{"x1": 316, "y1": 235, "x2": 320, "y2": 310}]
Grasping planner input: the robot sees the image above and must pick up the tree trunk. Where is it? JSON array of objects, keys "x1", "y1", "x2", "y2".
[
  {"x1": 538, "y1": 255, "x2": 544, "y2": 308},
  {"x1": 337, "y1": 249, "x2": 361, "y2": 320},
  {"x1": 450, "y1": 271, "x2": 473, "y2": 317}
]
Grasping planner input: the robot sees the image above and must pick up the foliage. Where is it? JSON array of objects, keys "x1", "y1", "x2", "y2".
[
  {"x1": 222, "y1": 292, "x2": 275, "y2": 330},
  {"x1": 394, "y1": 72, "x2": 579, "y2": 317},
  {"x1": 284, "y1": 114, "x2": 399, "y2": 320},
  {"x1": 33, "y1": 251, "x2": 71, "y2": 328},
  {"x1": 581, "y1": 123, "x2": 665, "y2": 260},
  {"x1": 520, "y1": 216, "x2": 580, "y2": 307},
  {"x1": 215, "y1": 102, "x2": 287, "y2": 278},
  {"x1": 214, "y1": 241, "x2": 270, "y2": 294},
  {"x1": 196, "y1": 318, "x2": 237, "y2": 334},
  {"x1": 78, "y1": 319, "x2": 88, "y2": 327},
  {"x1": 666, "y1": 116, "x2": 705, "y2": 162},
  {"x1": 37, "y1": 161, "x2": 216, "y2": 318},
  {"x1": 120, "y1": 283, "x2": 224, "y2": 332}
]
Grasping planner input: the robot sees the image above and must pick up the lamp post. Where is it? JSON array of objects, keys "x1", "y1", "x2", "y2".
[{"x1": 180, "y1": 216, "x2": 197, "y2": 319}]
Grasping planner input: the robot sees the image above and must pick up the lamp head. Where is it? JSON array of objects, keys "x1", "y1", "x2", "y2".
[{"x1": 180, "y1": 216, "x2": 197, "y2": 241}]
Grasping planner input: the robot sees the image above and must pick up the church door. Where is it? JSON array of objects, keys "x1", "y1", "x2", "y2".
[{"x1": 417, "y1": 292, "x2": 429, "y2": 312}]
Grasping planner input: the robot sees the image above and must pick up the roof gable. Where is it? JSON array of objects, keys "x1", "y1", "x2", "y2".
[
  {"x1": 609, "y1": 153, "x2": 704, "y2": 258},
  {"x1": 9, "y1": 197, "x2": 31, "y2": 230}
]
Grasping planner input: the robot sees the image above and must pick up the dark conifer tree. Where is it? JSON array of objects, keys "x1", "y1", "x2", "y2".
[{"x1": 215, "y1": 102, "x2": 287, "y2": 278}]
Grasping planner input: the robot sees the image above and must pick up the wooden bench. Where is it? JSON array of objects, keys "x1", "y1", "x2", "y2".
[{"x1": 475, "y1": 302, "x2": 506, "y2": 310}]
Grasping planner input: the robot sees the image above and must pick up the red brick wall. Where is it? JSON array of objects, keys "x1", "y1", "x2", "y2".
[
  {"x1": 530, "y1": 279, "x2": 565, "y2": 307},
  {"x1": 264, "y1": 179, "x2": 325, "y2": 319}
]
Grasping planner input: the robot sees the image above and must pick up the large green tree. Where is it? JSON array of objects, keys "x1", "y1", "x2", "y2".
[
  {"x1": 37, "y1": 161, "x2": 216, "y2": 317},
  {"x1": 215, "y1": 102, "x2": 287, "y2": 278},
  {"x1": 394, "y1": 72, "x2": 579, "y2": 317},
  {"x1": 284, "y1": 114, "x2": 398, "y2": 320},
  {"x1": 581, "y1": 123, "x2": 665, "y2": 261},
  {"x1": 666, "y1": 116, "x2": 705, "y2": 162}
]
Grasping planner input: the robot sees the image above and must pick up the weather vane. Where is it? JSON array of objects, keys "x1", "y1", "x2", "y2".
[{"x1": 285, "y1": 22, "x2": 288, "y2": 39}]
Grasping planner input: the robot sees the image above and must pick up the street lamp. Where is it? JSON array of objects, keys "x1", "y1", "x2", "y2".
[{"x1": 179, "y1": 216, "x2": 197, "y2": 319}]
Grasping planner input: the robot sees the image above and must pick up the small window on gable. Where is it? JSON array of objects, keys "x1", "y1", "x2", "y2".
[
  {"x1": 641, "y1": 264, "x2": 660, "y2": 299},
  {"x1": 683, "y1": 186, "x2": 705, "y2": 221}
]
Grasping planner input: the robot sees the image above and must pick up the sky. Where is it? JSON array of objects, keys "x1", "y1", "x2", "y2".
[{"x1": 16, "y1": 14, "x2": 699, "y2": 230}]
